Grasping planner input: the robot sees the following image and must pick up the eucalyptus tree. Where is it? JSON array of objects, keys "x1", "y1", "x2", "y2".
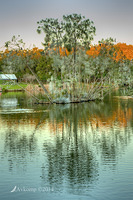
[
  {"x1": 36, "y1": 14, "x2": 98, "y2": 102},
  {"x1": 37, "y1": 14, "x2": 96, "y2": 62},
  {"x1": 63, "y1": 13, "x2": 96, "y2": 63},
  {"x1": 37, "y1": 18, "x2": 64, "y2": 53}
]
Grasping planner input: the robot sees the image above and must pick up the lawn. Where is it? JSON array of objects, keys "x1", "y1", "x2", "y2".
[{"x1": 0, "y1": 83, "x2": 28, "y2": 91}]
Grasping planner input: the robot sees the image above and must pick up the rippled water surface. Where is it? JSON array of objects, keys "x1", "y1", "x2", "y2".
[{"x1": 0, "y1": 92, "x2": 133, "y2": 200}]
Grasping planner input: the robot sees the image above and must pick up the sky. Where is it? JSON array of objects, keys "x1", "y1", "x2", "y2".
[{"x1": 0, "y1": 0, "x2": 133, "y2": 49}]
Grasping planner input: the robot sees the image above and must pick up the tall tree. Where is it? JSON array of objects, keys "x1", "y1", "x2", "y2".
[
  {"x1": 63, "y1": 14, "x2": 96, "y2": 63},
  {"x1": 37, "y1": 14, "x2": 96, "y2": 62},
  {"x1": 37, "y1": 18, "x2": 64, "y2": 53}
]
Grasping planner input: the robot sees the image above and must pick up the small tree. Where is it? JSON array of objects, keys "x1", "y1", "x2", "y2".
[
  {"x1": 2, "y1": 36, "x2": 53, "y2": 102},
  {"x1": 3, "y1": 35, "x2": 26, "y2": 76},
  {"x1": 5, "y1": 35, "x2": 25, "y2": 50}
]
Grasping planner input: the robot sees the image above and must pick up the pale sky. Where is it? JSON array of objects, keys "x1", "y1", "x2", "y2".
[{"x1": 0, "y1": 0, "x2": 133, "y2": 49}]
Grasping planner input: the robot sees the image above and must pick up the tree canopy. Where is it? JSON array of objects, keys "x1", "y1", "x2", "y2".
[{"x1": 37, "y1": 13, "x2": 96, "y2": 62}]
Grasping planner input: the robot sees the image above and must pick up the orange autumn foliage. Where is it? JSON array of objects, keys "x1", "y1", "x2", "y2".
[
  {"x1": 2, "y1": 43, "x2": 133, "y2": 61},
  {"x1": 29, "y1": 47, "x2": 44, "y2": 59},
  {"x1": 52, "y1": 46, "x2": 72, "y2": 56},
  {"x1": 1, "y1": 46, "x2": 72, "y2": 62},
  {"x1": 86, "y1": 43, "x2": 133, "y2": 61},
  {"x1": 86, "y1": 44, "x2": 102, "y2": 58},
  {"x1": 2, "y1": 47, "x2": 44, "y2": 60},
  {"x1": 115, "y1": 43, "x2": 133, "y2": 61}
]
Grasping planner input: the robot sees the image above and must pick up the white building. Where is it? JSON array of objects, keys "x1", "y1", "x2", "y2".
[{"x1": 0, "y1": 74, "x2": 17, "y2": 81}]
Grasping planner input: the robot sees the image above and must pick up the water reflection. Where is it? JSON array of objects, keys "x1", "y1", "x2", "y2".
[
  {"x1": 0, "y1": 92, "x2": 133, "y2": 198},
  {"x1": 2, "y1": 128, "x2": 38, "y2": 172},
  {"x1": 0, "y1": 98, "x2": 18, "y2": 108},
  {"x1": 42, "y1": 131, "x2": 98, "y2": 192}
]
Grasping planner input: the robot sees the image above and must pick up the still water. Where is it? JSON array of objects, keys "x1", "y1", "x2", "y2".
[{"x1": 0, "y1": 92, "x2": 133, "y2": 200}]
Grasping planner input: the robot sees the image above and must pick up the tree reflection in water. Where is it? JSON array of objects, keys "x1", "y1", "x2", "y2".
[
  {"x1": 43, "y1": 129, "x2": 98, "y2": 191},
  {"x1": 2, "y1": 128, "x2": 38, "y2": 172},
  {"x1": 1, "y1": 96, "x2": 133, "y2": 194},
  {"x1": 40, "y1": 102, "x2": 133, "y2": 191}
]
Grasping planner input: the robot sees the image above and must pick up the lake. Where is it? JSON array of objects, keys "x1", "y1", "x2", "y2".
[{"x1": 0, "y1": 91, "x2": 133, "y2": 200}]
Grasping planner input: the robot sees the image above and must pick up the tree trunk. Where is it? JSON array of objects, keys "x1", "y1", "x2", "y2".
[{"x1": 74, "y1": 32, "x2": 76, "y2": 64}]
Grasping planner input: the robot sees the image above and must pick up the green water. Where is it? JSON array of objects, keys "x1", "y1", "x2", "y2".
[{"x1": 0, "y1": 92, "x2": 133, "y2": 200}]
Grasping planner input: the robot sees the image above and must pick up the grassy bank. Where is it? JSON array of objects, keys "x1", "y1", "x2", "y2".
[{"x1": 0, "y1": 83, "x2": 28, "y2": 91}]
